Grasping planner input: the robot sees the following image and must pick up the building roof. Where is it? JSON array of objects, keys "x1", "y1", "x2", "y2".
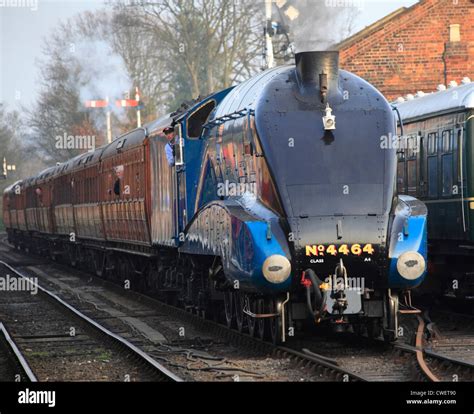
[
  {"x1": 394, "y1": 82, "x2": 474, "y2": 122},
  {"x1": 336, "y1": 1, "x2": 423, "y2": 51}
]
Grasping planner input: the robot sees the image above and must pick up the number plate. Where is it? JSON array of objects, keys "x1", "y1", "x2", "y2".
[{"x1": 305, "y1": 244, "x2": 376, "y2": 257}]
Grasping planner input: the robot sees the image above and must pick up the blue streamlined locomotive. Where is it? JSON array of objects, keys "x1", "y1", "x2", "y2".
[{"x1": 3, "y1": 51, "x2": 428, "y2": 343}]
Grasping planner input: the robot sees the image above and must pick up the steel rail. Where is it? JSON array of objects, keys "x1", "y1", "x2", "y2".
[
  {"x1": 0, "y1": 260, "x2": 183, "y2": 382},
  {"x1": 0, "y1": 322, "x2": 38, "y2": 382}
]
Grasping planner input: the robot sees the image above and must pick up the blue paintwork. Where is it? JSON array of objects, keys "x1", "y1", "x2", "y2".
[
  {"x1": 179, "y1": 87, "x2": 235, "y2": 226},
  {"x1": 179, "y1": 198, "x2": 292, "y2": 294},
  {"x1": 234, "y1": 220, "x2": 291, "y2": 293},
  {"x1": 388, "y1": 195, "x2": 428, "y2": 288}
]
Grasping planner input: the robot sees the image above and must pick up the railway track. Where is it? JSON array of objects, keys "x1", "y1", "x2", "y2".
[
  {"x1": 0, "y1": 260, "x2": 181, "y2": 382},
  {"x1": 0, "y1": 244, "x2": 365, "y2": 381},
  {"x1": 1, "y1": 237, "x2": 472, "y2": 382},
  {"x1": 20, "y1": 265, "x2": 359, "y2": 381},
  {"x1": 419, "y1": 309, "x2": 474, "y2": 381},
  {"x1": 0, "y1": 258, "x2": 420, "y2": 382},
  {"x1": 290, "y1": 313, "x2": 474, "y2": 382},
  {"x1": 0, "y1": 322, "x2": 37, "y2": 382}
]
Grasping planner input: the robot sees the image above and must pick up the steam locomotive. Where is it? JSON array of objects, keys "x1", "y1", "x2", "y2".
[{"x1": 3, "y1": 51, "x2": 428, "y2": 343}]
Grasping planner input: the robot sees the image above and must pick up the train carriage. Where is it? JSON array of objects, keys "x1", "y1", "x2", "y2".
[
  {"x1": 100, "y1": 128, "x2": 149, "y2": 245},
  {"x1": 395, "y1": 81, "x2": 474, "y2": 297}
]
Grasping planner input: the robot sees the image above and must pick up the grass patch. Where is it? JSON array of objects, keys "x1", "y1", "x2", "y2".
[
  {"x1": 95, "y1": 350, "x2": 112, "y2": 362},
  {"x1": 26, "y1": 351, "x2": 50, "y2": 358}
]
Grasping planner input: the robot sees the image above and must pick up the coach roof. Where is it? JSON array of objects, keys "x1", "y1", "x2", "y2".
[{"x1": 395, "y1": 82, "x2": 474, "y2": 122}]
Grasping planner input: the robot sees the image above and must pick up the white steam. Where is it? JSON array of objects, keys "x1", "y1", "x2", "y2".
[
  {"x1": 73, "y1": 39, "x2": 131, "y2": 118},
  {"x1": 277, "y1": 0, "x2": 361, "y2": 52}
]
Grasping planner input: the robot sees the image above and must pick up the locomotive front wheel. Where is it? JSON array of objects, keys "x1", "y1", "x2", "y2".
[{"x1": 224, "y1": 291, "x2": 234, "y2": 329}]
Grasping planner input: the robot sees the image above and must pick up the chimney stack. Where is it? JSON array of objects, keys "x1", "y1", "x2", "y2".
[{"x1": 295, "y1": 51, "x2": 340, "y2": 103}]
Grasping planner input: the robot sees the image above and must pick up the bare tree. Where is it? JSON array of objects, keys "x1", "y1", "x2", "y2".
[
  {"x1": 27, "y1": 14, "x2": 106, "y2": 164},
  {"x1": 28, "y1": 1, "x2": 265, "y2": 164},
  {"x1": 112, "y1": 0, "x2": 263, "y2": 107},
  {"x1": 0, "y1": 105, "x2": 46, "y2": 226}
]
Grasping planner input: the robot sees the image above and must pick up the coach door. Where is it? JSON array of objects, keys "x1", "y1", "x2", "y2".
[
  {"x1": 425, "y1": 131, "x2": 440, "y2": 238},
  {"x1": 455, "y1": 126, "x2": 469, "y2": 239},
  {"x1": 439, "y1": 129, "x2": 457, "y2": 239}
]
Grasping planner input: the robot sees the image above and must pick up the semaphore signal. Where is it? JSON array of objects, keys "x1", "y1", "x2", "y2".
[
  {"x1": 1, "y1": 157, "x2": 16, "y2": 180},
  {"x1": 85, "y1": 99, "x2": 108, "y2": 108},
  {"x1": 84, "y1": 88, "x2": 144, "y2": 143}
]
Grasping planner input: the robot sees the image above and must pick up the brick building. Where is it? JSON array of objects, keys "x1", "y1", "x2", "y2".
[{"x1": 337, "y1": 0, "x2": 474, "y2": 101}]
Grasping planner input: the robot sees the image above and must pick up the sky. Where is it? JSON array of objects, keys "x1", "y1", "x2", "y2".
[{"x1": 0, "y1": 0, "x2": 418, "y2": 110}]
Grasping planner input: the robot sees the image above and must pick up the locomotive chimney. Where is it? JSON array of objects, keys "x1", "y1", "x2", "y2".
[{"x1": 295, "y1": 51, "x2": 340, "y2": 103}]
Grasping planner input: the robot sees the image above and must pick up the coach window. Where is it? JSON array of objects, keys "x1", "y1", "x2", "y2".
[
  {"x1": 116, "y1": 139, "x2": 126, "y2": 150},
  {"x1": 427, "y1": 132, "x2": 438, "y2": 198},
  {"x1": 441, "y1": 130, "x2": 454, "y2": 197},
  {"x1": 442, "y1": 130, "x2": 453, "y2": 152},
  {"x1": 114, "y1": 165, "x2": 124, "y2": 196},
  {"x1": 418, "y1": 133, "x2": 426, "y2": 188},
  {"x1": 406, "y1": 135, "x2": 417, "y2": 195},
  {"x1": 428, "y1": 132, "x2": 437, "y2": 155},
  {"x1": 396, "y1": 135, "x2": 406, "y2": 193},
  {"x1": 397, "y1": 135, "x2": 405, "y2": 160},
  {"x1": 397, "y1": 164, "x2": 405, "y2": 193}
]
